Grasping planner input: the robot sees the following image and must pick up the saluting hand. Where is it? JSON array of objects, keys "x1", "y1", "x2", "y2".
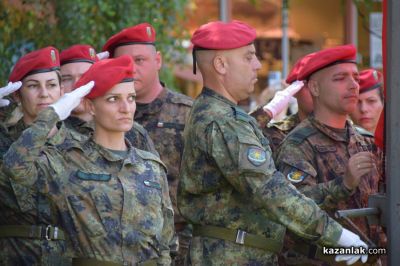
[
  {"x1": 0, "y1": 81, "x2": 22, "y2": 107},
  {"x1": 343, "y1": 151, "x2": 376, "y2": 190},
  {"x1": 50, "y1": 81, "x2": 94, "y2": 120}
]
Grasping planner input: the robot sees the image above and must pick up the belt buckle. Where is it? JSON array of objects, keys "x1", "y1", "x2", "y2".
[
  {"x1": 44, "y1": 225, "x2": 58, "y2": 240},
  {"x1": 235, "y1": 229, "x2": 247, "y2": 245}
]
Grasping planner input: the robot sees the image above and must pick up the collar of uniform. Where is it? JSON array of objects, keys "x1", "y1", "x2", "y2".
[
  {"x1": 309, "y1": 114, "x2": 352, "y2": 143},
  {"x1": 84, "y1": 137, "x2": 136, "y2": 164},
  {"x1": 202, "y1": 87, "x2": 237, "y2": 107},
  {"x1": 7, "y1": 118, "x2": 28, "y2": 141},
  {"x1": 135, "y1": 84, "x2": 167, "y2": 117}
]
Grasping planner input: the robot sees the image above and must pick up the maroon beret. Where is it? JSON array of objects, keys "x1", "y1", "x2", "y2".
[
  {"x1": 359, "y1": 69, "x2": 383, "y2": 94},
  {"x1": 102, "y1": 23, "x2": 156, "y2": 56},
  {"x1": 286, "y1": 53, "x2": 315, "y2": 84},
  {"x1": 297, "y1": 44, "x2": 357, "y2": 81},
  {"x1": 75, "y1": 55, "x2": 134, "y2": 99},
  {"x1": 60, "y1": 44, "x2": 99, "y2": 65},
  {"x1": 191, "y1": 20, "x2": 256, "y2": 50},
  {"x1": 9, "y1": 46, "x2": 60, "y2": 82}
]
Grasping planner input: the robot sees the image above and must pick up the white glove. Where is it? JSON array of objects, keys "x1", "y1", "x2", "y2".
[
  {"x1": 263, "y1": 80, "x2": 304, "y2": 118},
  {"x1": 335, "y1": 228, "x2": 368, "y2": 265},
  {"x1": 96, "y1": 51, "x2": 109, "y2": 60},
  {"x1": 0, "y1": 81, "x2": 22, "y2": 107},
  {"x1": 50, "y1": 81, "x2": 94, "y2": 120}
]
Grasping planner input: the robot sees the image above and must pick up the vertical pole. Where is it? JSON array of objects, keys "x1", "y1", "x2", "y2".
[
  {"x1": 282, "y1": 0, "x2": 289, "y2": 79},
  {"x1": 345, "y1": 0, "x2": 358, "y2": 46},
  {"x1": 219, "y1": 0, "x2": 231, "y2": 22},
  {"x1": 386, "y1": 0, "x2": 400, "y2": 264}
]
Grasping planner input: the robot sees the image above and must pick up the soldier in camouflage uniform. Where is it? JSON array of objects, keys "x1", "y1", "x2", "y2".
[
  {"x1": 103, "y1": 23, "x2": 193, "y2": 264},
  {"x1": 275, "y1": 45, "x2": 382, "y2": 265},
  {"x1": 0, "y1": 47, "x2": 74, "y2": 265},
  {"x1": 178, "y1": 20, "x2": 369, "y2": 266},
  {"x1": 60, "y1": 44, "x2": 158, "y2": 154},
  {"x1": 3, "y1": 56, "x2": 175, "y2": 265}
]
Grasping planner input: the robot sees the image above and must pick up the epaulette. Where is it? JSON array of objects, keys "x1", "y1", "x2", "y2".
[
  {"x1": 354, "y1": 125, "x2": 374, "y2": 138},
  {"x1": 168, "y1": 89, "x2": 194, "y2": 107},
  {"x1": 135, "y1": 148, "x2": 167, "y2": 171},
  {"x1": 287, "y1": 126, "x2": 318, "y2": 144},
  {"x1": 231, "y1": 106, "x2": 252, "y2": 123}
]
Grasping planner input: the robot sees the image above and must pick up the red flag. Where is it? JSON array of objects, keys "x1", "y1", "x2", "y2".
[{"x1": 374, "y1": 0, "x2": 386, "y2": 149}]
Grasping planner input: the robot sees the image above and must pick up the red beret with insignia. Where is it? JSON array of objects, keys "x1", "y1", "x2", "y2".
[
  {"x1": 191, "y1": 20, "x2": 256, "y2": 50},
  {"x1": 75, "y1": 55, "x2": 134, "y2": 99},
  {"x1": 297, "y1": 44, "x2": 357, "y2": 81},
  {"x1": 60, "y1": 44, "x2": 99, "y2": 65},
  {"x1": 9, "y1": 46, "x2": 60, "y2": 82},
  {"x1": 102, "y1": 23, "x2": 156, "y2": 56},
  {"x1": 359, "y1": 69, "x2": 383, "y2": 94},
  {"x1": 286, "y1": 53, "x2": 315, "y2": 84}
]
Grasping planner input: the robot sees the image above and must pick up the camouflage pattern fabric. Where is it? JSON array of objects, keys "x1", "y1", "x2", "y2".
[
  {"x1": 3, "y1": 108, "x2": 175, "y2": 265},
  {"x1": 263, "y1": 114, "x2": 301, "y2": 153},
  {"x1": 178, "y1": 87, "x2": 345, "y2": 265},
  {"x1": 275, "y1": 115, "x2": 383, "y2": 265},
  {"x1": 0, "y1": 118, "x2": 78, "y2": 265},
  {"x1": 65, "y1": 115, "x2": 158, "y2": 156},
  {"x1": 135, "y1": 85, "x2": 193, "y2": 264}
]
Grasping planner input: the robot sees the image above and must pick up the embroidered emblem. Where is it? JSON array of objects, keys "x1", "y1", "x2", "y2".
[
  {"x1": 372, "y1": 70, "x2": 379, "y2": 81},
  {"x1": 287, "y1": 171, "x2": 305, "y2": 183},
  {"x1": 247, "y1": 147, "x2": 266, "y2": 166},
  {"x1": 146, "y1": 26, "x2": 152, "y2": 37},
  {"x1": 50, "y1": 50, "x2": 56, "y2": 63},
  {"x1": 89, "y1": 48, "x2": 96, "y2": 59}
]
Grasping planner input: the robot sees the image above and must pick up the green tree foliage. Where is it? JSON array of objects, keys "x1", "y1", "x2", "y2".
[{"x1": 0, "y1": 0, "x2": 188, "y2": 88}]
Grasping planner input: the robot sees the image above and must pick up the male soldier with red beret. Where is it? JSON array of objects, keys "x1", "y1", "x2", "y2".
[
  {"x1": 103, "y1": 23, "x2": 193, "y2": 264},
  {"x1": 275, "y1": 45, "x2": 383, "y2": 264},
  {"x1": 178, "y1": 21, "x2": 369, "y2": 265},
  {"x1": 60, "y1": 44, "x2": 157, "y2": 154}
]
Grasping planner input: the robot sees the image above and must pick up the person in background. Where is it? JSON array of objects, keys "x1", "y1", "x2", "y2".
[{"x1": 350, "y1": 69, "x2": 384, "y2": 134}]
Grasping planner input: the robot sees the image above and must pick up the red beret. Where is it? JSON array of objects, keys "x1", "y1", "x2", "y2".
[
  {"x1": 297, "y1": 44, "x2": 357, "y2": 81},
  {"x1": 286, "y1": 52, "x2": 315, "y2": 84},
  {"x1": 102, "y1": 23, "x2": 156, "y2": 56},
  {"x1": 359, "y1": 69, "x2": 383, "y2": 94},
  {"x1": 191, "y1": 20, "x2": 256, "y2": 50},
  {"x1": 60, "y1": 44, "x2": 98, "y2": 65},
  {"x1": 75, "y1": 55, "x2": 134, "y2": 99},
  {"x1": 9, "y1": 46, "x2": 60, "y2": 82}
]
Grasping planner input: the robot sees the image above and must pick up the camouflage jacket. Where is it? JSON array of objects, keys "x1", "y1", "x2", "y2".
[
  {"x1": 275, "y1": 115, "x2": 382, "y2": 239},
  {"x1": 0, "y1": 118, "x2": 78, "y2": 265},
  {"x1": 178, "y1": 87, "x2": 344, "y2": 265},
  {"x1": 263, "y1": 113, "x2": 301, "y2": 153},
  {"x1": 65, "y1": 116, "x2": 158, "y2": 156},
  {"x1": 135, "y1": 85, "x2": 193, "y2": 225},
  {"x1": 3, "y1": 108, "x2": 175, "y2": 265}
]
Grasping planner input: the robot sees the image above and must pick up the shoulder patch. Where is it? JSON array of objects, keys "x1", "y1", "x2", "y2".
[
  {"x1": 247, "y1": 147, "x2": 267, "y2": 166},
  {"x1": 287, "y1": 170, "x2": 305, "y2": 183},
  {"x1": 287, "y1": 126, "x2": 318, "y2": 144},
  {"x1": 354, "y1": 125, "x2": 374, "y2": 138}
]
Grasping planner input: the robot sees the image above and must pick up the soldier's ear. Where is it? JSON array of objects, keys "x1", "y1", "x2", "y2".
[
  {"x1": 213, "y1": 53, "x2": 227, "y2": 75},
  {"x1": 85, "y1": 98, "x2": 95, "y2": 116},
  {"x1": 308, "y1": 79, "x2": 320, "y2": 97}
]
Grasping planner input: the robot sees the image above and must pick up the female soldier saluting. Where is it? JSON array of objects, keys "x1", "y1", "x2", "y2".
[{"x1": 3, "y1": 55, "x2": 174, "y2": 265}]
